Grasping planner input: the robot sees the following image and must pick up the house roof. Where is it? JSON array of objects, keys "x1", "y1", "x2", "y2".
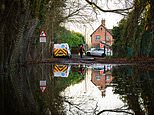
[
  {"x1": 107, "y1": 29, "x2": 112, "y2": 34},
  {"x1": 90, "y1": 24, "x2": 112, "y2": 37}
]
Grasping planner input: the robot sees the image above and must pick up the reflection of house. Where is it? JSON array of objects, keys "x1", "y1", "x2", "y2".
[
  {"x1": 90, "y1": 19, "x2": 113, "y2": 48},
  {"x1": 91, "y1": 65, "x2": 113, "y2": 97}
]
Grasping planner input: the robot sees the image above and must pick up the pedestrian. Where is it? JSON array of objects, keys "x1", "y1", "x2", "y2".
[{"x1": 79, "y1": 44, "x2": 85, "y2": 58}]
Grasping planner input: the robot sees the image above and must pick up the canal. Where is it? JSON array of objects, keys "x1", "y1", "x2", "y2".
[{"x1": 1, "y1": 63, "x2": 154, "y2": 115}]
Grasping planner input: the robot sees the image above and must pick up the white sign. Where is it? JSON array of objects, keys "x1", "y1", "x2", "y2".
[
  {"x1": 40, "y1": 36, "x2": 46, "y2": 42},
  {"x1": 40, "y1": 80, "x2": 46, "y2": 92},
  {"x1": 102, "y1": 41, "x2": 106, "y2": 44},
  {"x1": 40, "y1": 31, "x2": 47, "y2": 43},
  {"x1": 40, "y1": 80, "x2": 46, "y2": 86}
]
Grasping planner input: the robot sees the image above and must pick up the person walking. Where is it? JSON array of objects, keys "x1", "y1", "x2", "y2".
[{"x1": 79, "y1": 44, "x2": 85, "y2": 58}]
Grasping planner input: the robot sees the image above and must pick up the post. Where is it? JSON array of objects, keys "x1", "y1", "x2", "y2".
[
  {"x1": 40, "y1": 30, "x2": 46, "y2": 80},
  {"x1": 42, "y1": 43, "x2": 43, "y2": 79},
  {"x1": 84, "y1": 24, "x2": 88, "y2": 52},
  {"x1": 104, "y1": 29, "x2": 106, "y2": 54},
  {"x1": 42, "y1": 43, "x2": 43, "y2": 61}
]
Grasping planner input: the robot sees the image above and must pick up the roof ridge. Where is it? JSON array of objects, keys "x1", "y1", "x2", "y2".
[{"x1": 90, "y1": 25, "x2": 112, "y2": 36}]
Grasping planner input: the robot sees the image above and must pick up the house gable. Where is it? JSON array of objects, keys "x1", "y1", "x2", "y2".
[
  {"x1": 91, "y1": 25, "x2": 112, "y2": 37},
  {"x1": 90, "y1": 24, "x2": 113, "y2": 48}
]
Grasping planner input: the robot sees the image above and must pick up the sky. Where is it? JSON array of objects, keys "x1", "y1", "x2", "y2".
[
  {"x1": 64, "y1": 0, "x2": 129, "y2": 42},
  {"x1": 87, "y1": 13, "x2": 123, "y2": 36},
  {"x1": 64, "y1": 0, "x2": 126, "y2": 39},
  {"x1": 65, "y1": 12, "x2": 123, "y2": 39}
]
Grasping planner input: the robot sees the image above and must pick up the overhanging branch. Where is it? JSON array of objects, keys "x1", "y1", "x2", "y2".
[
  {"x1": 97, "y1": 109, "x2": 134, "y2": 115},
  {"x1": 85, "y1": 0, "x2": 133, "y2": 15}
]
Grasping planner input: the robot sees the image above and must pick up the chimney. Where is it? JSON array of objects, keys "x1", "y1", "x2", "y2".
[{"x1": 101, "y1": 19, "x2": 105, "y2": 27}]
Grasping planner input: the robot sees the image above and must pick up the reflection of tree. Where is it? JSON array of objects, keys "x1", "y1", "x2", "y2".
[
  {"x1": 112, "y1": 65, "x2": 154, "y2": 115},
  {"x1": 97, "y1": 106, "x2": 134, "y2": 115},
  {"x1": 139, "y1": 69, "x2": 154, "y2": 115},
  {"x1": 45, "y1": 66, "x2": 85, "y2": 114},
  {"x1": 4, "y1": 64, "x2": 42, "y2": 115},
  {"x1": 63, "y1": 95, "x2": 99, "y2": 114},
  {"x1": 2, "y1": 64, "x2": 85, "y2": 114},
  {"x1": 63, "y1": 95, "x2": 134, "y2": 115},
  {"x1": 5, "y1": 64, "x2": 154, "y2": 114}
]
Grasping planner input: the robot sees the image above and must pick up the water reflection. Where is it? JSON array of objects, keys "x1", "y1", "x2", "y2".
[
  {"x1": 90, "y1": 64, "x2": 113, "y2": 97},
  {"x1": 112, "y1": 65, "x2": 154, "y2": 115},
  {"x1": 1, "y1": 63, "x2": 154, "y2": 115},
  {"x1": 62, "y1": 64, "x2": 131, "y2": 115},
  {"x1": 53, "y1": 64, "x2": 71, "y2": 77},
  {"x1": 40, "y1": 80, "x2": 47, "y2": 93}
]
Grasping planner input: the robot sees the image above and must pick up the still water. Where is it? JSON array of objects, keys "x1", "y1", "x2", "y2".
[{"x1": 1, "y1": 63, "x2": 154, "y2": 115}]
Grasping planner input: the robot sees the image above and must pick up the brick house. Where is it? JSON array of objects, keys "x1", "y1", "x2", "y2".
[
  {"x1": 91, "y1": 65, "x2": 113, "y2": 97},
  {"x1": 90, "y1": 19, "x2": 113, "y2": 48}
]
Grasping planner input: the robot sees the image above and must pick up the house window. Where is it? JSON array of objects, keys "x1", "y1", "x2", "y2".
[
  {"x1": 106, "y1": 36, "x2": 110, "y2": 41},
  {"x1": 96, "y1": 35, "x2": 101, "y2": 40},
  {"x1": 105, "y1": 75, "x2": 110, "y2": 81},
  {"x1": 96, "y1": 76, "x2": 100, "y2": 80}
]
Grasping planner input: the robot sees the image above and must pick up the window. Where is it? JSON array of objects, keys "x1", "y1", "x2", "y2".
[
  {"x1": 105, "y1": 75, "x2": 110, "y2": 81},
  {"x1": 106, "y1": 36, "x2": 110, "y2": 41},
  {"x1": 96, "y1": 76, "x2": 100, "y2": 80},
  {"x1": 96, "y1": 35, "x2": 101, "y2": 40}
]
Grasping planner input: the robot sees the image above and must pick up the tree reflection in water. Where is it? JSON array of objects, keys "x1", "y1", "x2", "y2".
[
  {"x1": 0, "y1": 64, "x2": 84, "y2": 115},
  {"x1": 112, "y1": 65, "x2": 154, "y2": 115},
  {"x1": 1, "y1": 64, "x2": 154, "y2": 115}
]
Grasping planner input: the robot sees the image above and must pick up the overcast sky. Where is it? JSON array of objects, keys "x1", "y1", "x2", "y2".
[
  {"x1": 65, "y1": 0, "x2": 129, "y2": 38},
  {"x1": 65, "y1": 12, "x2": 123, "y2": 38}
]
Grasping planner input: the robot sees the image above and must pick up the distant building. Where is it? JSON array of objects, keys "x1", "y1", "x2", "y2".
[{"x1": 90, "y1": 19, "x2": 114, "y2": 48}]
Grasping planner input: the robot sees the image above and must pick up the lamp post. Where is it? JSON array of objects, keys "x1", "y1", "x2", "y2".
[
  {"x1": 84, "y1": 25, "x2": 86, "y2": 44},
  {"x1": 83, "y1": 24, "x2": 87, "y2": 52}
]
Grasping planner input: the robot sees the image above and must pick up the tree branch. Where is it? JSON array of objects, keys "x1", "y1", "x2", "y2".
[
  {"x1": 85, "y1": 0, "x2": 134, "y2": 15},
  {"x1": 97, "y1": 109, "x2": 134, "y2": 115}
]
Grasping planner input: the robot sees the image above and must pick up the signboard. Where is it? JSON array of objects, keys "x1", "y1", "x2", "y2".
[
  {"x1": 100, "y1": 43, "x2": 103, "y2": 48},
  {"x1": 40, "y1": 80, "x2": 46, "y2": 92},
  {"x1": 100, "y1": 70, "x2": 104, "y2": 74},
  {"x1": 40, "y1": 87, "x2": 46, "y2": 93},
  {"x1": 40, "y1": 36, "x2": 46, "y2": 42},
  {"x1": 40, "y1": 31, "x2": 46, "y2": 42},
  {"x1": 102, "y1": 41, "x2": 106, "y2": 44}
]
